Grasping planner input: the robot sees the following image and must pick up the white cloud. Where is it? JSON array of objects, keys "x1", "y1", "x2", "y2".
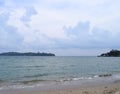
[
  {"x1": 0, "y1": 0, "x2": 120, "y2": 55},
  {"x1": 21, "y1": 7, "x2": 37, "y2": 23},
  {"x1": 0, "y1": 13, "x2": 23, "y2": 51}
]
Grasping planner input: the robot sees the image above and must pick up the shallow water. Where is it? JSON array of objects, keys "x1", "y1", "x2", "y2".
[{"x1": 0, "y1": 56, "x2": 120, "y2": 90}]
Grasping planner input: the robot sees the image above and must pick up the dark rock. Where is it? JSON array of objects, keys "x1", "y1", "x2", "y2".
[
  {"x1": 99, "y1": 74, "x2": 112, "y2": 77},
  {"x1": 99, "y1": 50, "x2": 120, "y2": 57}
]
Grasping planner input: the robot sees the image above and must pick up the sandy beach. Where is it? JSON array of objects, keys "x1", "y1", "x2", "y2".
[
  {"x1": 1, "y1": 79, "x2": 120, "y2": 94},
  {"x1": 27, "y1": 84, "x2": 120, "y2": 94}
]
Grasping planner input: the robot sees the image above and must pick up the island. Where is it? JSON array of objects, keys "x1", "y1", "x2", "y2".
[
  {"x1": 0, "y1": 52, "x2": 55, "y2": 56},
  {"x1": 99, "y1": 49, "x2": 120, "y2": 57}
]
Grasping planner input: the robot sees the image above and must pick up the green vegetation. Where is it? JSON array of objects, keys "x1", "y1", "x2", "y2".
[
  {"x1": 100, "y1": 50, "x2": 120, "y2": 57},
  {"x1": 0, "y1": 52, "x2": 55, "y2": 56}
]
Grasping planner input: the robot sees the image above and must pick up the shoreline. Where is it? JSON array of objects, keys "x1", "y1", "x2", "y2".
[{"x1": 1, "y1": 77, "x2": 120, "y2": 94}]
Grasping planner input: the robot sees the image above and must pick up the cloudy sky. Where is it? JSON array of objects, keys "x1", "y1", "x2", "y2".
[{"x1": 0, "y1": 0, "x2": 120, "y2": 56}]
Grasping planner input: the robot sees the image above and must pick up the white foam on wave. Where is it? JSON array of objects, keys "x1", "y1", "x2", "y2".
[
  {"x1": 0, "y1": 84, "x2": 39, "y2": 91},
  {"x1": 113, "y1": 74, "x2": 120, "y2": 79},
  {"x1": 0, "y1": 74, "x2": 114, "y2": 91},
  {"x1": 94, "y1": 75, "x2": 99, "y2": 78},
  {"x1": 0, "y1": 81, "x2": 55, "y2": 91},
  {"x1": 58, "y1": 76, "x2": 97, "y2": 82}
]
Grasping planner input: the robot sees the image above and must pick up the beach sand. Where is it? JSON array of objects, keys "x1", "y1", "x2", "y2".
[{"x1": 1, "y1": 80, "x2": 120, "y2": 94}]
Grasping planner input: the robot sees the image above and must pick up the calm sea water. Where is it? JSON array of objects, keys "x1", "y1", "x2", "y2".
[{"x1": 0, "y1": 56, "x2": 120, "y2": 89}]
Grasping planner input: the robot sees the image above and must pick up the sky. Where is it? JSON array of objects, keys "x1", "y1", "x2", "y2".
[{"x1": 0, "y1": 0, "x2": 120, "y2": 56}]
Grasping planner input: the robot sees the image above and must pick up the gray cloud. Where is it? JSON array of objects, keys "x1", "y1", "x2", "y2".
[
  {"x1": 21, "y1": 7, "x2": 37, "y2": 23},
  {"x1": 64, "y1": 21, "x2": 90, "y2": 36},
  {"x1": 0, "y1": 0, "x2": 120, "y2": 56},
  {"x1": 55, "y1": 21, "x2": 120, "y2": 49},
  {"x1": 0, "y1": 13, "x2": 23, "y2": 52}
]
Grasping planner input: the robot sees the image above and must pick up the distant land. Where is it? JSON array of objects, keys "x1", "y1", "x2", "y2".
[
  {"x1": 99, "y1": 49, "x2": 120, "y2": 57},
  {"x1": 0, "y1": 52, "x2": 55, "y2": 56}
]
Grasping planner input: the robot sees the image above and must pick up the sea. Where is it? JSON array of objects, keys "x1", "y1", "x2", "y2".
[{"x1": 0, "y1": 56, "x2": 120, "y2": 90}]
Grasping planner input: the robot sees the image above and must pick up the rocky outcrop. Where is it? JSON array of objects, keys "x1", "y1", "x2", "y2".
[{"x1": 99, "y1": 50, "x2": 120, "y2": 57}]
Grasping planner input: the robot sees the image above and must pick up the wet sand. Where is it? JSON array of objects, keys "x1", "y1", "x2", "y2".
[{"x1": 1, "y1": 79, "x2": 120, "y2": 94}]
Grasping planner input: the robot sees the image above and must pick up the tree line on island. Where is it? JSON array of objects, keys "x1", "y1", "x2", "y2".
[
  {"x1": 0, "y1": 52, "x2": 55, "y2": 56},
  {"x1": 0, "y1": 50, "x2": 120, "y2": 57},
  {"x1": 99, "y1": 49, "x2": 120, "y2": 57}
]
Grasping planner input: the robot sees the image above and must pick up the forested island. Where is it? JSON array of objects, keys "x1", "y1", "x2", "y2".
[
  {"x1": 99, "y1": 50, "x2": 120, "y2": 57},
  {"x1": 0, "y1": 52, "x2": 55, "y2": 56}
]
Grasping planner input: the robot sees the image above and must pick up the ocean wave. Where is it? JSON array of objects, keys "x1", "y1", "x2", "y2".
[
  {"x1": 0, "y1": 79, "x2": 4, "y2": 83},
  {"x1": 14, "y1": 65, "x2": 45, "y2": 68},
  {"x1": 34, "y1": 65, "x2": 46, "y2": 68},
  {"x1": 57, "y1": 74, "x2": 112, "y2": 82},
  {"x1": 57, "y1": 76, "x2": 94, "y2": 82},
  {"x1": 0, "y1": 73, "x2": 115, "y2": 91},
  {"x1": 0, "y1": 80, "x2": 47, "y2": 90},
  {"x1": 21, "y1": 79, "x2": 46, "y2": 84},
  {"x1": 23, "y1": 73, "x2": 49, "y2": 78},
  {"x1": 0, "y1": 84, "x2": 36, "y2": 90}
]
